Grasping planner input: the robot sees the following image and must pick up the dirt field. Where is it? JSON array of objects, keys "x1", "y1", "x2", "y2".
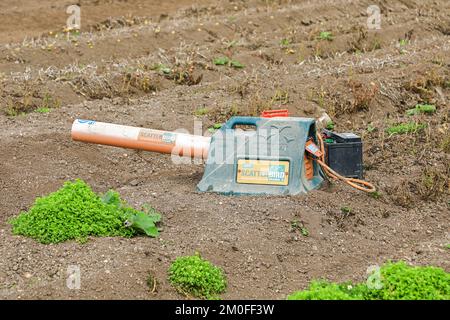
[{"x1": 0, "y1": 0, "x2": 449, "y2": 299}]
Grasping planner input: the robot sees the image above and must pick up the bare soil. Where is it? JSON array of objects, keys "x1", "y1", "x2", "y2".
[{"x1": 0, "y1": 0, "x2": 449, "y2": 299}]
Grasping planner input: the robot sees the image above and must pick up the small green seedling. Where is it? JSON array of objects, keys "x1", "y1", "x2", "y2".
[
  {"x1": 35, "y1": 107, "x2": 51, "y2": 113},
  {"x1": 326, "y1": 121, "x2": 335, "y2": 130},
  {"x1": 151, "y1": 63, "x2": 171, "y2": 74},
  {"x1": 280, "y1": 38, "x2": 291, "y2": 46},
  {"x1": 386, "y1": 122, "x2": 426, "y2": 135},
  {"x1": 230, "y1": 60, "x2": 244, "y2": 68},
  {"x1": 291, "y1": 220, "x2": 309, "y2": 237},
  {"x1": 318, "y1": 31, "x2": 333, "y2": 41},
  {"x1": 399, "y1": 39, "x2": 409, "y2": 46},
  {"x1": 213, "y1": 57, "x2": 229, "y2": 66},
  {"x1": 208, "y1": 123, "x2": 223, "y2": 133},
  {"x1": 367, "y1": 123, "x2": 376, "y2": 133},
  {"x1": 406, "y1": 104, "x2": 436, "y2": 116},
  {"x1": 341, "y1": 206, "x2": 352, "y2": 214},
  {"x1": 213, "y1": 57, "x2": 244, "y2": 69},
  {"x1": 369, "y1": 191, "x2": 382, "y2": 199},
  {"x1": 300, "y1": 227, "x2": 309, "y2": 237},
  {"x1": 194, "y1": 107, "x2": 209, "y2": 116}
]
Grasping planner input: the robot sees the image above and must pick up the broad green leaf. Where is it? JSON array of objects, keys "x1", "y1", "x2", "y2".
[
  {"x1": 128, "y1": 211, "x2": 160, "y2": 237},
  {"x1": 230, "y1": 60, "x2": 244, "y2": 68},
  {"x1": 213, "y1": 57, "x2": 229, "y2": 65}
]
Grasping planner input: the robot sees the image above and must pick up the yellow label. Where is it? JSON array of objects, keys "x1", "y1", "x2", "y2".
[{"x1": 236, "y1": 159, "x2": 289, "y2": 186}]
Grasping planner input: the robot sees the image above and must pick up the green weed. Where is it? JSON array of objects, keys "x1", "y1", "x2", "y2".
[
  {"x1": 35, "y1": 107, "x2": 50, "y2": 113},
  {"x1": 341, "y1": 206, "x2": 352, "y2": 214},
  {"x1": 168, "y1": 253, "x2": 227, "y2": 299},
  {"x1": 300, "y1": 227, "x2": 309, "y2": 237},
  {"x1": 9, "y1": 179, "x2": 161, "y2": 244},
  {"x1": 288, "y1": 261, "x2": 450, "y2": 300},
  {"x1": 288, "y1": 281, "x2": 365, "y2": 300},
  {"x1": 386, "y1": 122, "x2": 426, "y2": 135},
  {"x1": 326, "y1": 121, "x2": 335, "y2": 130},
  {"x1": 367, "y1": 123, "x2": 376, "y2": 133},
  {"x1": 399, "y1": 39, "x2": 409, "y2": 46},
  {"x1": 213, "y1": 57, "x2": 244, "y2": 69},
  {"x1": 291, "y1": 220, "x2": 309, "y2": 237},
  {"x1": 194, "y1": 107, "x2": 209, "y2": 116},
  {"x1": 280, "y1": 38, "x2": 291, "y2": 46},
  {"x1": 406, "y1": 104, "x2": 436, "y2": 116},
  {"x1": 208, "y1": 123, "x2": 223, "y2": 133},
  {"x1": 271, "y1": 89, "x2": 289, "y2": 105},
  {"x1": 151, "y1": 63, "x2": 171, "y2": 74},
  {"x1": 369, "y1": 191, "x2": 382, "y2": 199},
  {"x1": 41, "y1": 93, "x2": 61, "y2": 110},
  {"x1": 318, "y1": 31, "x2": 333, "y2": 41}
]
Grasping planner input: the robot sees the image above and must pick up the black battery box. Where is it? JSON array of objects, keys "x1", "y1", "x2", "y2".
[{"x1": 322, "y1": 129, "x2": 363, "y2": 179}]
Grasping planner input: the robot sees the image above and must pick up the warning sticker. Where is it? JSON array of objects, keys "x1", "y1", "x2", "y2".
[{"x1": 236, "y1": 159, "x2": 289, "y2": 186}]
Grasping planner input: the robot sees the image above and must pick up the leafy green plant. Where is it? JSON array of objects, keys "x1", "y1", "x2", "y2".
[
  {"x1": 326, "y1": 121, "x2": 335, "y2": 130},
  {"x1": 152, "y1": 63, "x2": 171, "y2": 74},
  {"x1": 168, "y1": 253, "x2": 227, "y2": 299},
  {"x1": 365, "y1": 261, "x2": 450, "y2": 300},
  {"x1": 318, "y1": 31, "x2": 333, "y2": 41},
  {"x1": 213, "y1": 57, "x2": 244, "y2": 69},
  {"x1": 208, "y1": 123, "x2": 222, "y2": 133},
  {"x1": 300, "y1": 226, "x2": 309, "y2": 237},
  {"x1": 194, "y1": 107, "x2": 209, "y2": 116},
  {"x1": 213, "y1": 57, "x2": 229, "y2": 66},
  {"x1": 341, "y1": 206, "x2": 352, "y2": 214},
  {"x1": 290, "y1": 220, "x2": 309, "y2": 237},
  {"x1": 35, "y1": 107, "x2": 50, "y2": 113},
  {"x1": 41, "y1": 93, "x2": 61, "y2": 110},
  {"x1": 280, "y1": 38, "x2": 291, "y2": 46},
  {"x1": 288, "y1": 281, "x2": 366, "y2": 300},
  {"x1": 399, "y1": 39, "x2": 409, "y2": 46},
  {"x1": 406, "y1": 104, "x2": 436, "y2": 116},
  {"x1": 369, "y1": 191, "x2": 382, "y2": 199},
  {"x1": 367, "y1": 123, "x2": 376, "y2": 133},
  {"x1": 288, "y1": 261, "x2": 450, "y2": 300},
  {"x1": 386, "y1": 122, "x2": 426, "y2": 135},
  {"x1": 9, "y1": 179, "x2": 161, "y2": 244}
]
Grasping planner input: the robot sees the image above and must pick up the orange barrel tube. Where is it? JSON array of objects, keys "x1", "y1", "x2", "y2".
[{"x1": 71, "y1": 119, "x2": 211, "y2": 159}]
